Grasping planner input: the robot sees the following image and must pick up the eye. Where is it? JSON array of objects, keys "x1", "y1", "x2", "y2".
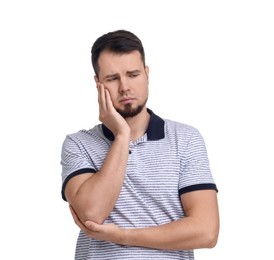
[{"x1": 129, "y1": 73, "x2": 139, "y2": 78}]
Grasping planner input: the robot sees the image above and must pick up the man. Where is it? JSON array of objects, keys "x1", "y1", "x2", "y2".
[{"x1": 61, "y1": 29, "x2": 219, "y2": 259}]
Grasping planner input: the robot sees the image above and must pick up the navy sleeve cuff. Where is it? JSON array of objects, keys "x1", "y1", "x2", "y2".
[
  {"x1": 179, "y1": 183, "x2": 218, "y2": 196},
  {"x1": 61, "y1": 168, "x2": 96, "y2": 201}
]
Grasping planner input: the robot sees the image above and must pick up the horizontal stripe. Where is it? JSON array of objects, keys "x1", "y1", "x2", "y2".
[{"x1": 60, "y1": 109, "x2": 217, "y2": 259}]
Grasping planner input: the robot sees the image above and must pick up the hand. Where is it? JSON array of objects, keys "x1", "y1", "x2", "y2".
[
  {"x1": 69, "y1": 205, "x2": 125, "y2": 244},
  {"x1": 97, "y1": 82, "x2": 130, "y2": 138}
]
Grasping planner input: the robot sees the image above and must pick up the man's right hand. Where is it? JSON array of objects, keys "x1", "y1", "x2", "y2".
[{"x1": 97, "y1": 82, "x2": 130, "y2": 138}]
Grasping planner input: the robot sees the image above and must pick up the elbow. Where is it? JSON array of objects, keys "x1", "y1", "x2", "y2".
[
  {"x1": 203, "y1": 226, "x2": 219, "y2": 249},
  {"x1": 82, "y1": 209, "x2": 107, "y2": 225},
  {"x1": 70, "y1": 202, "x2": 107, "y2": 225},
  {"x1": 69, "y1": 196, "x2": 109, "y2": 225},
  {"x1": 205, "y1": 233, "x2": 218, "y2": 248}
]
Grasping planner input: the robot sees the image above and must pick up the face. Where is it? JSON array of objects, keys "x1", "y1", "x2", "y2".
[{"x1": 95, "y1": 50, "x2": 149, "y2": 118}]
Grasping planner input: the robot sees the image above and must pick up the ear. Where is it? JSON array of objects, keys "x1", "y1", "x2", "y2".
[
  {"x1": 145, "y1": 66, "x2": 150, "y2": 85},
  {"x1": 94, "y1": 75, "x2": 99, "y2": 84},
  {"x1": 145, "y1": 65, "x2": 149, "y2": 76}
]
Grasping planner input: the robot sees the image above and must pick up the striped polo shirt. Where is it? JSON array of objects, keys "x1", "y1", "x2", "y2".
[{"x1": 61, "y1": 109, "x2": 217, "y2": 260}]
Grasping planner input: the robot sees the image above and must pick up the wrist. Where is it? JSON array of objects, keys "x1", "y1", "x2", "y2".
[
  {"x1": 120, "y1": 228, "x2": 130, "y2": 246},
  {"x1": 115, "y1": 132, "x2": 130, "y2": 143}
]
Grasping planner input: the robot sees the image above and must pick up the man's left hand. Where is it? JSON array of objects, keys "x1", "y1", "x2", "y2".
[{"x1": 69, "y1": 205, "x2": 125, "y2": 244}]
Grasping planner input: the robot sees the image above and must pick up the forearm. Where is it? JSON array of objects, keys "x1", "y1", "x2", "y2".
[
  {"x1": 122, "y1": 217, "x2": 218, "y2": 250},
  {"x1": 70, "y1": 134, "x2": 130, "y2": 224},
  {"x1": 74, "y1": 191, "x2": 219, "y2": 250}
]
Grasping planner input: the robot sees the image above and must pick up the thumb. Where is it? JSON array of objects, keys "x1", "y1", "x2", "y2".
[{"x1": 85, "y1": 221, "x2": 98, "y2": 231}]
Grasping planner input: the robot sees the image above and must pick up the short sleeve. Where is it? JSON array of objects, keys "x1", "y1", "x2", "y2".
[
  {"x1": 60, "y1": 134, "x2": 96, "y2": 201},
  {"x1": 179, "y1": 128, "x2": 218, "y2": 195}
]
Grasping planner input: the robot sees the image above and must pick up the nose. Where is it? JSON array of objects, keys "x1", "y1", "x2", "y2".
[{"x1": 119, "y1": 78, "x2": 130, "y2": 94}]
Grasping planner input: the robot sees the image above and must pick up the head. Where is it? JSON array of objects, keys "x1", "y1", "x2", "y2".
[
  {"x1": 91, "y1": 30, "x2": 146, "y2": 77},
  {"x1": 91, "y1": 30, "x2": 149, "y2": 118}
]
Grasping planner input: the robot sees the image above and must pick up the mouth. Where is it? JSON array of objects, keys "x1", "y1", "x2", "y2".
[{"x1": 119, "y1": 97, "x2": 135, "y2": 104}]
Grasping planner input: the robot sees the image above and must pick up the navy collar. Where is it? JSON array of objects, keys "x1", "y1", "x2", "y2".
[{"x1": 102, "y1": 109, "x2": 165, "y2": 141}]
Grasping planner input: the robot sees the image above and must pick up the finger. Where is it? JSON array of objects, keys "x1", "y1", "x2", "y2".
[
  {"x1": 96, "y1": 83, "x2": 100, "y2": 104},
  {"x1": 98, "y1": 82, "x2": 107, "y2": 111},
  {"x1": 104, "y1": 88, "x2": 114, "y2": 111},
  {"x1": 85, "y1": 220, "x2": 99, "y2": 231}
]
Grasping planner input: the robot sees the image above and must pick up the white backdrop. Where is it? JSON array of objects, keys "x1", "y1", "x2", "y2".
[{"x1": 1, "y1": 0, "x2": 273, "y2": 259}]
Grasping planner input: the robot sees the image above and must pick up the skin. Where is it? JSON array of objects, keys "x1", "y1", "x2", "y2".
[
  {"x1": 66, "y1": 50, "x2": 220, "y2": 250},
  {"x1": 65, "y1": 50, "x2": 150, "y2": 225}
]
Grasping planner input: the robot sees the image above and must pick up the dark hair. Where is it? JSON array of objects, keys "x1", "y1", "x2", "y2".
[{"x1": 91, "y1": 30, "x2": 146, "y2": 76}]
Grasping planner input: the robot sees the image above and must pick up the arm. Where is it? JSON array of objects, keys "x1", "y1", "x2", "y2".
[
  {"x1": 122, "y1": 189, "x2": 219, "y2": 250},
  {"x1": 65, "y1": 83, "x2": 130, "y2": 224},
  {"x1": 71, "y1": 189, "x2": 219, "y2": 250}
]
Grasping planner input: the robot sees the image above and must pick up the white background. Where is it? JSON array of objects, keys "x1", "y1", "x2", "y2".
[{"x1": 1, "y1": 0, "x2": 273, "y2": 259}]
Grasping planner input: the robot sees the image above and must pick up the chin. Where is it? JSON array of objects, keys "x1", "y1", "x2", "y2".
[{"x1": 116, "y1": 104, "x2": 145, "y2": 118}]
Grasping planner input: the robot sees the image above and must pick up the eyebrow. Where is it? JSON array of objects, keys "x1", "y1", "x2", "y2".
[
  {"x1": 103, "y1": 70, "x2": 141, "y2": 80},
  {"x1": 103, "y1": 73, "x2": 119, "y2": 80},
  {"x1": 127, "y1": 69, "x2": 141, "y2": 74}
]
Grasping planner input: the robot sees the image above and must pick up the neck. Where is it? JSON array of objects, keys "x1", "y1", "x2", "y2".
[{"x1": 125, "y1": 108, "x2": 150, "y2": 141}]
